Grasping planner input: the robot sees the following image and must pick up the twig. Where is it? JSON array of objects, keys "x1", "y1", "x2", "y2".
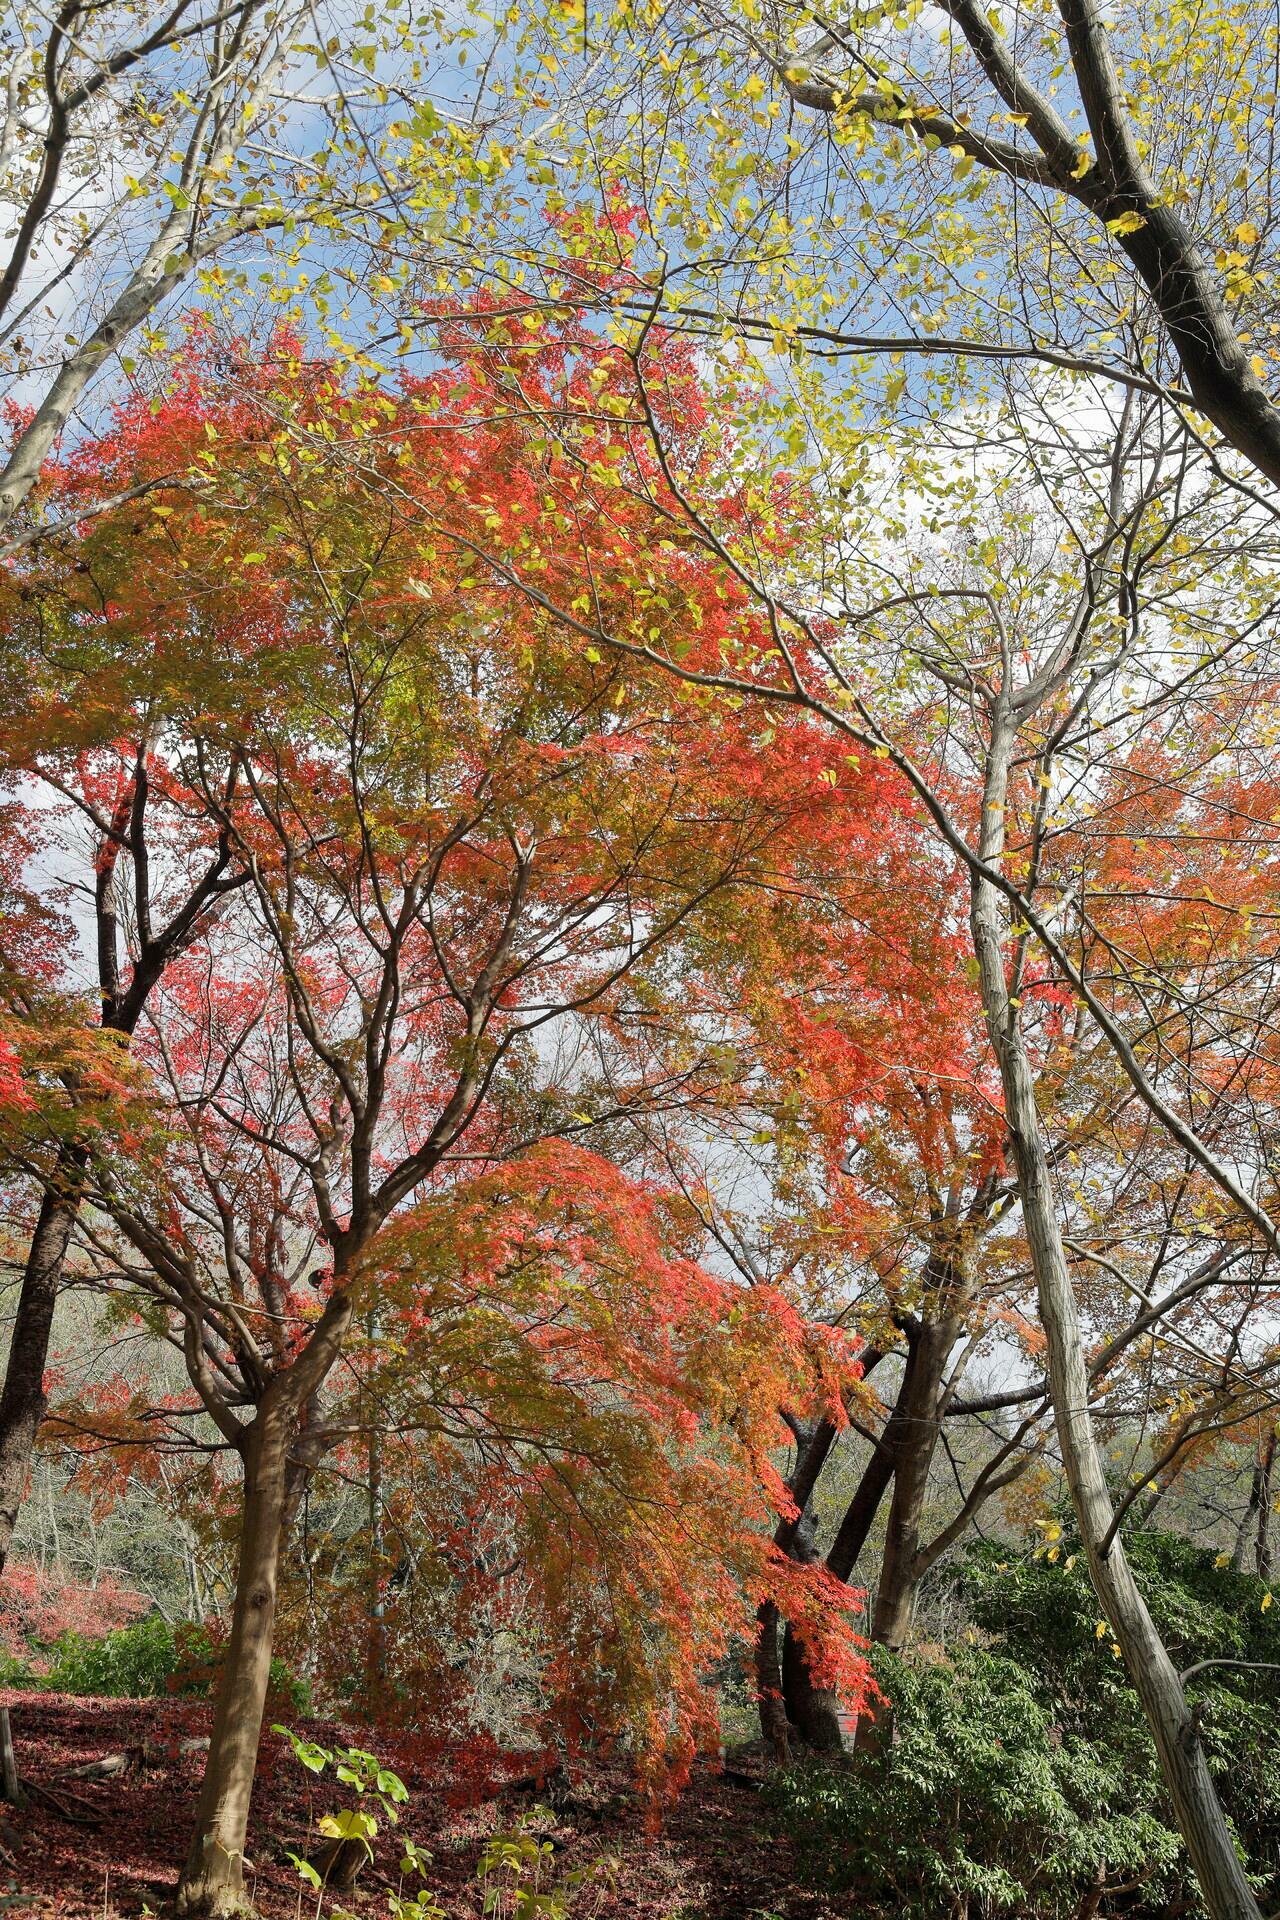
[{"x1": 25, "y1": 1777, "x2": 103, "y2": 1825}]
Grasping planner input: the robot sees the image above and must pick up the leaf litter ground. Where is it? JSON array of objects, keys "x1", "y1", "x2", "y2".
[{"x1": 0, "y1": 1693, "x2": 850, "y2": 1919}]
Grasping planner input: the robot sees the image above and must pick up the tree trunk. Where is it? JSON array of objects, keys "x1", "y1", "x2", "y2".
[
  {"x1": 175, "y1": 1401, "x2": 291, "y2": 1919},
  {"x1": 761, "y1": 1419, "x2": 845, "y2": 1751},
  {"x1": 366, "y1": 1426, "x2": 386, "y2": 1704},
  {"x1": 780, "y1": 1499, "x2": 846, "y2": 1752},
  {"x1": 773, "y1": 1370, "x2": 906, "y2": 1745},
  {"x1": 826, "y1": 1403, "x2": 903, "y2": 1583},
  {"x1": 970, "y1": 714, "x2": 1262, "y2": 1920},
  {"x1": 870, "y1": 1318, "x2": 956, "y2": 1649},
  {"x1": 0, "y1": 791, "x2": 129, "y2": 1575},
  {"x1": 775, "y1": 1370, "x2": 905, "y2": 1748},
  {"x1": 0, "y1": 1160, "x2": 86, "y2": 1573},
  {"x1": 1255, "y1": 1431, "x2": 1275, "y2": 1583},
  {"x1": 755, "y1": 1601, "x2": 791, "y2": 1764},
  {"x1": 780, "y1": 1615, "x2": 845, "y2": 1751},
  {"x1": 1231, "y1": 1457, "x2": 1263, "y2": 1574}
]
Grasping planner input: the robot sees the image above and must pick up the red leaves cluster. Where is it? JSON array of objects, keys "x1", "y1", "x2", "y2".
[{"x1": 0, "y1": 1560, "x2": 147, "y2": 1667}]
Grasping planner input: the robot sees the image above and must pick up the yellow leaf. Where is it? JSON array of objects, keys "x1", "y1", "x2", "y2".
[
  {"x1": 1264, "y1": 1591, "x2": 1274, "y2": 1611},
  {"x1": 1236, "y1": 220, "x2": 1260, "y2": 246},
  {"x1": 1106, "y1": 210, "x2": 1147, "y2": 237}
]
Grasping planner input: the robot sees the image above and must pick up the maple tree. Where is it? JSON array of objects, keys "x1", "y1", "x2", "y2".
[
  {"x1": 0, "y1": 534, "x2": 251, "y2": 1577},
  {"x1": 282, "y1": 1142, "x2": 872, "y2": 1776},
  {"x1": 0, "y1": 324, "x2": 909, "y2": 1914}
]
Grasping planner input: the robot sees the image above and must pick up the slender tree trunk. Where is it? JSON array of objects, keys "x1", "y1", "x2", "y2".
[
  {"x1": 755, "y1": 1601, "x2": 791, "y2": 1764},
  {"x1": 176, "y1": 1400, "x2": 291, "y2": 1919},
  {"x1": 0, "y1": 1156, "x2": 86, "y2": 1572},
  {"x1": 1230, "y1": 1458, "x2": 1262, "y2": 1574},
  {"x1": 971, "y1": 713, "x2": 1262, "y2": 1920},
  {"x1": 764, "y1": 1419, "x2": 846, "y2": 1751},
  {"x1": 773, "y1": 1367, "x2": 907, "y2": 1744},
  {"x1": 364, "y1": 1306, "x2": 387, "y2": 1705},
  {"x1": 780, "y1": 1501, "x2": 846, "y2": 1752},
  {"x1": 1255, "y1": 1431, "x2": 1275, "y2": 1583},
  {"x1": 826, "y1": 1407, "x2": 903, "y2": 1583},
  {"x1": 870, "y1": 1318, "x2": 956, "y2": 1649},
  {"x1": 0, "y1": 792, "x2": 131, "y2": 1572},
  {"x1": 774, "y1": 1366, "x2": 904, "y2": 1746},
  {"x1": 366, "y1": 1422, "x2": 386, "y2": 1705}
]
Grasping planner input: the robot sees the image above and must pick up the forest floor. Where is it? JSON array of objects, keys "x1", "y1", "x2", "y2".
[{"x1": 0, "y1": 1693, "x2": 847, "y2": 1920}]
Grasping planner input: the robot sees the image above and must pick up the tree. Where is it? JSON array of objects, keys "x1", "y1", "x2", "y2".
[
  {"x1": 764, "y1": 0, "x2": 1280, "y2": 489},
  {"x1": 0, "y1": 0, "x2": 560, "y2": 1574},
  {"x1": 12, "y1": 327, "x2": 878, "y2": 1914},
  {"x1": 0, "y1": 559, "x2": 245, "y2": 1571},
  {"x1": 272, "y1": 1141, "x2": 869, "y2": 1777}
]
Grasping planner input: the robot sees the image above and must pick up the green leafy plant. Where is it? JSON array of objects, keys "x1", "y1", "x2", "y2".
[
  {"x1": 40, "y1": 1616, "x2": 311, "y2": 1707},
  {"x1": 477, "y1": 1808, "x2": 619, "y2": 1920},
  {"x1": 276, "y1": 1724, "x2": 425, "y2": 1917},
  {"x1": 274, "y1": 1730, "x2": 618, "y2": 1920},
  {"x1": 768, "y1": 1644, "x2": 1180, "y2": 1918},
  {"x1": 391, "y1": 1840, "x2": 447, "y2": 1920},
  {"x1": 170, "y1": 1622, "x2": 311, "y2": 1712},
  {"x1": 43, "y1": 1616, "x2": 192, "y2": 1697},
  {"x1": 957, "y1": 1525, "x2": 1280, "y2": 1906},
  {"x1": 0, "y1": 1650, "x2": 36, "y2": 1689}
]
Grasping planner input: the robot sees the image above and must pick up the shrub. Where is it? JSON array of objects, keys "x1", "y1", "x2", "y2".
[
  {"x1": 765, "y1": 1644, "x2": 1180, "y2": 1918},
  {"x1": 0, "y1": 1649, "x2": 37, "y2": 1689},
  {"x1": 767, "y1": 1529, "x2": 1280, "y2": 1918},
  {"x1": 43, "y1": 1614, "x2": 310, "y2": 1710},
  {"x1": 957, "y1": 1526, "x2": 1280, "y2": 1903},
  {"x1": 44, "y1": 1615, "x2": 194, "y2": 1696}
]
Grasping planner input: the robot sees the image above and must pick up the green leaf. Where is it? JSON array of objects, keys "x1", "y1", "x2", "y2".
[
  {"x1": 285, "y1": 1851, "x2": 323, "y2": 1890},
  {"x1": 318, "y1": 1807, "x2": 378, "y2": 1843}
]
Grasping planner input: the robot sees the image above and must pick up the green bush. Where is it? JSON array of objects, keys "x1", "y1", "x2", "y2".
[
  {"x1": 44, "y1": 1615, "x2": 310, "y2": 1711},
  {"x1": 766, "y1": 1644, "x2": 1180, "y2": 1918},
  {"x1": 0, "y1": 1650, "x2": 37, "y2": 1689},
  {"x1": 45, "y1": 1615, "x2": 198, "y2": 1696},
  {"x1": 767, "y1": 1529, "x2": 1280, "y2": 1919},
  {"x1": 957, "y1": 1527, "x2": 1280, "y2": 1904}
]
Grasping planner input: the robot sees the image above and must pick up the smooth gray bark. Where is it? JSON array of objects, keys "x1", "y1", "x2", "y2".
[{"x1": 970, "y1": 711, "x2": 1261, "y2": 1920}]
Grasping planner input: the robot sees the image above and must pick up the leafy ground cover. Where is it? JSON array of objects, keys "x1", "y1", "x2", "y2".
[{"x1": 0, "y1": 1694, "x2": 844, "y2": 1920}]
